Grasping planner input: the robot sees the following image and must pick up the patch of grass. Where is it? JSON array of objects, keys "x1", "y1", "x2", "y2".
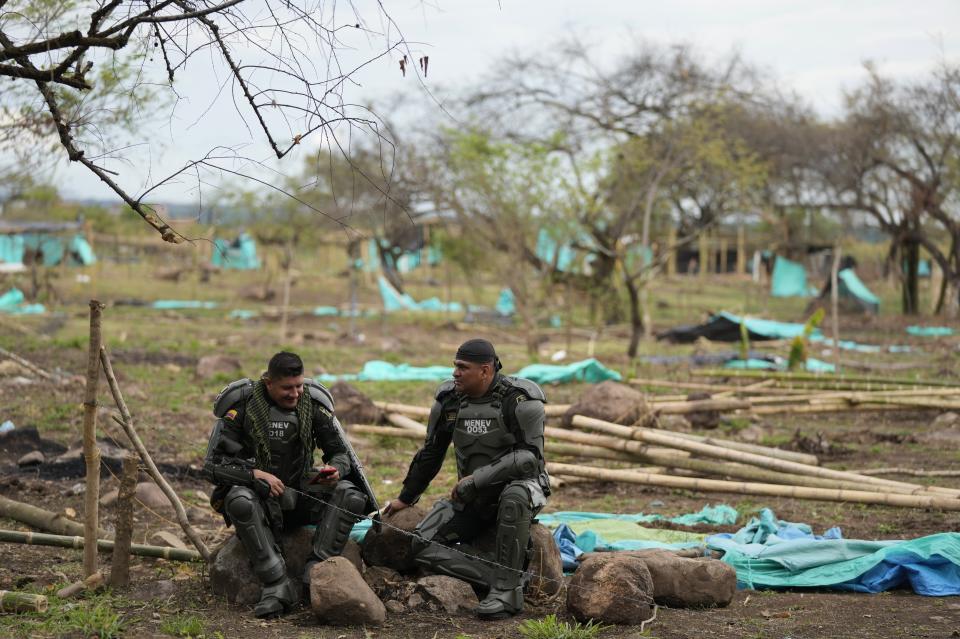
[
  {"x1": 0, "y1": 591, "x2": 127, "y2": 639},
  {"x1": 518, "y1": 614, "x2": 610, "y2": 639},
  {"x1": 159, "y1": 613, "x2": 205, "y2": 637}
]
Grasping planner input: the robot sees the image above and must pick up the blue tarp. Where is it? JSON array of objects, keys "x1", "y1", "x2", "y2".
[
  {"x1": 513, "y1": 358, "x2": 621, "y2": 384},
  {"x1": 151, "y1": 300, "x2": 218, "y2": 310},
  {"x1": 378, "y1": 276, "x2": 462, "y2": 313},
  {"x1": 771, "y1": 256, "x2": 815, "y2": 297},
  {"x1": 320, "y1": 358, "x2": 620, "y2": 385},
  {"x1": 212, "y1": 232, "x2": 260, "y2": 270},
  {"x1": 707, "y1": 509, "x2": 960, "y2": 596},
  {"x1": 907, "y1": 326, "x2": 954, "y2": 337},
  {"x1": 495, "y1": 288, "x2": 516, "y2": 316},
  {"x1": 0, "y1": 287, "x2": 45, "y2": 314},
  {"x1": 838, "y1": 268, "x2": 880, "y2": 313},
  {"x1": 725, "y1": 357, "x2": 836, "y2": 373}
]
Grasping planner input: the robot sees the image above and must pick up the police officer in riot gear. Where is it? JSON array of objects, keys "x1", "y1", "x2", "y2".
[
  {"x1": 202, "y1": 352, "x2": 377, "y2": 618},
  {"x1": 382, "y1": 339, "x2": 549, "y2": 619}
]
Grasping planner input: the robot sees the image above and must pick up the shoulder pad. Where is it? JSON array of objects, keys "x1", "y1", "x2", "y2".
[
  {"x1": 435, "y1": 379, "x2": 456, "y2": 401},
  {"x1": 304, "y1": 378, "x2": 335, "y2": 412},
  {"x1": 502, "y1": 376, "x2": 546, "y2": 402},
  {"x1": 213, "y1": 378, "x2": 252, "y2": 417}
]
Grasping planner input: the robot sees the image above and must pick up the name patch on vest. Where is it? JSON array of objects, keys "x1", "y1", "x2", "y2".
[
  {"x1": 268, "y1": 420, "x2": 295, "y2": 441},
  {"x1": 461, "y1": 418, "x2": 493, "y2": 434}
]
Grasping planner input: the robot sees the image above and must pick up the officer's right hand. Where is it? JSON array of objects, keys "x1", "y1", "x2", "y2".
[
  {"x1": 382, "y1": 499, "x2": 410, "y2": 517},
  {"x1": 252, "y1": 469, "x2": 284, "y2": 497}
]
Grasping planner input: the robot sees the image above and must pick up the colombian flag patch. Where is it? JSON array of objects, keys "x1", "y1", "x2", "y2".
[{"x1": 225, "y1": 409, "x2": 238, "y2": 421}]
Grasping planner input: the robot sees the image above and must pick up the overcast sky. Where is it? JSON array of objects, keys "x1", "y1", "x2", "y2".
[{"x1": 54, "y1": 0, "x2": 959, "y2": 208}]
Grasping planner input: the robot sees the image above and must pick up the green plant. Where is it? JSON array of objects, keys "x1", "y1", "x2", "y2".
[
  {"x1": 160, "y1": 613, "x2": 205, "y2": 638},
  {"x1": 739, "y1": 319, "x2": 750, "y2": 361},
  {"x1": 787, "y1": 308, "x2": 824, "y2": 370},
  {"x1": 62, "y1": 600, "x2": 126, "y2": 639},
  {"x1": 519, "y1": 614, "x2": 610, "y2": 639}
]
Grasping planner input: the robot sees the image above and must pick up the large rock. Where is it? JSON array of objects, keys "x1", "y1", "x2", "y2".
[
  {"x1": 416, "y1": 575, "x2": 478, "y2": 613},
  {"x1": 622, "y1": 550, "x2": 736, "y2": 608},
  {"x1": 310, "y1": 557, "x2": 386, "y2": 625},
  {"x1": 134, "y1": 482, "x2": 172, "y2": 511},
  {"x1": 360, "y1": 506, "x2": 425, "y2": 572},
  {"x1": 526, "y1": 523, "x2": 564, "y2": 597},
  {"x1": 566, "y1": 554, "x2": 654, "y2": 625},
  {"x1": 329, "y1": 382, "x2": 383, "y2": 425},
  {"x1": 340, "y1": 538, "x2": 364, "y2": 574},
  {"x1": 196, "y1": 355, "x2": 243, "y2": 379},
  {"x1": 209, "y1": 527, "x2": 313, "y2": 605},
  {"x1": 562, "y1": 382, "x2": 647, "y2": 428}
]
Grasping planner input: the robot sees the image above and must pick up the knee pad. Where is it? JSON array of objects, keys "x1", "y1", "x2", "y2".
[
  {"x1": 498, "y1": 485, "x2": 531, "y2": 525},
  {"x1": 225, "y1": 487, "x2": 257, "y2": 523}
]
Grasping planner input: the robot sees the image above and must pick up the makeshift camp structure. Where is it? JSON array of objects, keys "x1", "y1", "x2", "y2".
[
  {"x1": 770, "y1": 255, "x2": 816, "y2": 297},
  {"x1": 809, "y1": 258, "x2": 881, "y2": 314},
  {"x1": 211, "y1": 232, "x2": 260, "y2": 270},
  {"x1": 0, "y1": 222, "x2": 96, "y2": 271}
]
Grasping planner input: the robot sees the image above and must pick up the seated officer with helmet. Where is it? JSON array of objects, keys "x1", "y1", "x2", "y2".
[
  {"x1": 202, "y1": 351, "x2": 378, "y2": 618},
  {"x1": 382, "y1": 338, "x2": 550, "y2": 619}
]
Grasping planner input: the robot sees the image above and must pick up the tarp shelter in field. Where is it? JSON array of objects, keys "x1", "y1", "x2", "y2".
[
  {"x1": 770, "y1": 255, "x2": 816, "y2": 297},
  {"x1": 0, "y1": 222, "x2": 96, "y2": 269},
  {"x1": 811, "y1": 262, "x2": 881, "y2": 314},
  {"x1": 211, "y1": 232, "x2": 260, "y2": 270},
  {"x1": 657, "y1": 311, "x2": 811, "y2": 343}
]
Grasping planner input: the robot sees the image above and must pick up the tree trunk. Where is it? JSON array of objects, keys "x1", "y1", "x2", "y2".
[
  {"x1": 82, "y1": 300, "x2": 104, "y2": 578},
  {"x1": 624, "y1": 275, "x2": 643, "y2": 358},
  {"x1": 902, "y1": 238, "x2": 920, "y2": 314}
]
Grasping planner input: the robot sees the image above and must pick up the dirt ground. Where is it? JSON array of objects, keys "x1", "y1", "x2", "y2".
[{"x1": 1, "y1": 267, "x2": 959, "y2": 638}]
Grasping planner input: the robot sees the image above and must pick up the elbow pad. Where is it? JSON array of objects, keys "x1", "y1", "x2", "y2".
[{"x1": 472, "y1": 449, "x2": 539, "y2": 491}]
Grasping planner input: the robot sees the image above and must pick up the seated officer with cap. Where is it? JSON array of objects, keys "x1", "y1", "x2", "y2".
[
  {"x1": 202, "y1": 351, "x2": 376, "y2": 618},
  {"x1": 382, "y1": 339, "x2": 550, "y2": 619}
]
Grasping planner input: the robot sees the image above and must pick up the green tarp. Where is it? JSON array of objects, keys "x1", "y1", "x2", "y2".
[
  {"x1": 319, "y1": 358, "x2": 621, "y2": 385},
  {"x1": 907, "y1": 326, "x2": 954, "y2": 337},
  {"x1": 378, "y1": 276, "x2": 463, "y2": 313},
  {"x1": 513, "y1": 358, "x2": 621, "y2": 384}
]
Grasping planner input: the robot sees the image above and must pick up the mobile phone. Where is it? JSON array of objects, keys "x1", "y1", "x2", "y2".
[{"x1": 310, "y1": 467, "x2": 337, "y2": 483}]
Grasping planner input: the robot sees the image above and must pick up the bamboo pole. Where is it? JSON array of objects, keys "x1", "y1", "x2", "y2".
[
  {"x1": 0, "y1": 346, "x2": 55, "y2": 381},
  {"x1": 350, "y1": 424, "x2": 423, "y2": 440},
  {"x1": 82, "y1": 300, "x2": 104, "y2": 578},
  {"x1": 652, "y1": 398, "x2": 752, "y2": 414},
  {"x1": 629, "y1": 378, "x2": 813, "y2": 396},
  {"x1": 545, "y1": 427, "x2": 895, "y2": 493},
  {"x1": 653, "y1": 429, "x2": 818, "y2": 466},
  {"x1": 749, "y1": 403, "x2": 927, "y2": 415},
  {"x1": 0, "y1": 590, "x2": 48, "y2": 613},
  {"x1": 100, "y1": 348, "x2": 211, "y2": 562},
  {"x1": 373, "y1": 402, "x2": 430, "y2": 418},
  {"x1": 0, "y1": 529, "x2": 203, "y2": 562},
  {"x1": 571, "y1": 415, "x2": 960, "y2": 497},
  {"x1": 57, "y1": 571, "x2": 105, "y2": 599},
  {"x1": 692, "y1": 369, "x2": 960, "y2": 388},
  {"x1": 109, "y1": 453, "x2": 137, "y2": 588},
  {"x1": 0, "y1": 495, "x2": 109, "y2": 538},
  {"x1": 544, "y1": 404, "x2": 570, "y2": 417},
  {"x1": 830, "y1": 245, "x2": 841, "y2": 373},
  {"x1": 858, "y1": 468, "x2": 960, "y2": 477},
  {"x1": 547, "y1": 463, "x2": 960, "y2": 511},
  {"x1": 385, "y1": 413, "x2": 427, "y2": 434}
]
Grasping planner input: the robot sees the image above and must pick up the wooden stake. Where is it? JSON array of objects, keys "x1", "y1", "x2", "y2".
[
  {"x1": 547, "y1": 463, "x2": 960, "y2": 511},
  {"x1": 0, "y1": 529, "x2": 202, "y2": 562},
  {"x1": 109, "y1": 453, "x2": 138, "y2": 588},
  {"x1": 830, "y1": 245, "x2": 841, "y2": 373},
  {"x1": 82, "y1": 300, "x2": 104, "y2": 578},
  {"x1": 571, "y1": 415, "x2": 960, "y2": 497},
  {"x1": 653, "y1": 398, "x2": 752, "y2": 414},
  {"x1": 0, "y1": 590, "x2": 48, "y2": 613},
  {"x1": 100, "y1": 347, "x2": 211, "y2": 562}
]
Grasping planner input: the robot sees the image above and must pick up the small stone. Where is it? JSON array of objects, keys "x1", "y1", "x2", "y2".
[
  {"x1": 135, "y1": 482, "x2": 171, "y2": 510},
  {"x1": 384, "y1": 600, "x2": 405, "y2": 613},
  {"x1": 64, "y1": 483, "x2": 85, "y2": 496},
  {"x1": 99, "y1": 489, "x2": 119, "y2": 507},
  {"x1": 186, "y1": 506, "x2": 210, "y2": 524},
  {"x1": 151, "y1": 531, "x2": 188, "y2": 550},
  {"x1": 17, "y1": 450, "x2": 44, "y2": 467},
  {"x1": 416, "y1": 575, "x2": 478, "y2": 613},
  {"x1": 406, "y1": 593, "x2": 424, "y2": 609}
]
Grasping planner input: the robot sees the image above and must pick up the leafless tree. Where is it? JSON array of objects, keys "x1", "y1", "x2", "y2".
[{"x1": 0, "y1": 0, "x2": 415, "y2": 241}]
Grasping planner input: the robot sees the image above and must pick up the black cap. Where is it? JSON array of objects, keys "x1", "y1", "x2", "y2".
[{"x1": 455, "y1": 338, "x2": 502, "y2": 371}]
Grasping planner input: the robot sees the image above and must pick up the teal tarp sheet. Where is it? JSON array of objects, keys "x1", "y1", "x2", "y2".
[
  {"x1": 151, "y1": 300, "x2": 218, "y2": 310},
  {"x1": 0, "y1": 287, "x2": 45, "y2": 314},
  {"x1": 0, "y1": 235, "x2": 25, "y2": 264},
  {"x1": 770, "y1": 256, "x2": 814, "y2": 297},
  {"x1": 838, "y1": 268, "x2": 880, "y2": 312},
  {"x1": 212, "y1": 233, "x2": 260, "y2": 270},
  {"x1": 725, "y1": 357, "x2": 836, "y2": 373},
  {"x1": 707, "y1": 509, "x2": 960, "y2": 596},
  {"x1": 5, "y1": 233, "x2": 97, "y2": 266},
  {"x1": 320, "y1": 358, "x2": 620, "y2": 385},
  {"x1": 495, "y1": 288, "x2": 516, "y2": 316},
  {"x1": 378, "y1": 276, "x2": 462, "y2": 313},
  {"x1": 718, "y1": 312, "x2": 814, "y2": 340},
  {"x1": 907, "y1": 326, "x2": 954, "y2": 337},
  {"x1": 513, "y1": 358, "x2": 621, "y2": 384}
]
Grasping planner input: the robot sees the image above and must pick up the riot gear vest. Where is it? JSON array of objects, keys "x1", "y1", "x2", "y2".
[
  {"x1": 452, "y1": 393, "x2": 516, "y2": 479},
  {"x1": 255, "y1": 405, "x2": 306, "y2": 487}
]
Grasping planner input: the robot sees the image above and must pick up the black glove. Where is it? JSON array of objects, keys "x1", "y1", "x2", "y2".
[{"x1": 253, "y1": 478, "x2": 272, "y2": 500}]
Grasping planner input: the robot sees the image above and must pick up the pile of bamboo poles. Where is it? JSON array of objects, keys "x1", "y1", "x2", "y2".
[{"x1": 365, "y1": 376, "x2": 960, "y2": 510}]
